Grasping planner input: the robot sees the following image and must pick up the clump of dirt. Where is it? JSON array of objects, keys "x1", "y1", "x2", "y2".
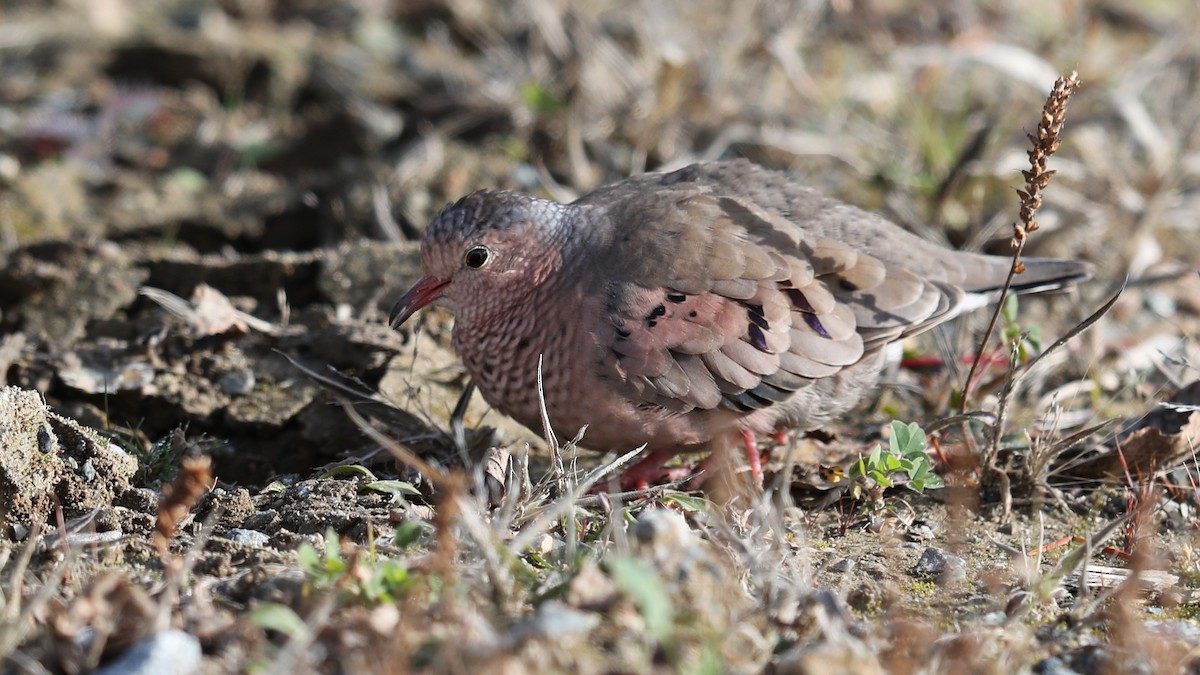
[{"x1": 0, "y1": 386, "x2": 139, "y2": 539}]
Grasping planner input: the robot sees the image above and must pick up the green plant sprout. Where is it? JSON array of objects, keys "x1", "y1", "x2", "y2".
[{"x1": 849, "y1": 421, "x2": 945, "y2": 509}]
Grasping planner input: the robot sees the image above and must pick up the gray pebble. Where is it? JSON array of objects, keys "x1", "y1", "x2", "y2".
[{"x1": 95, "y1": 630, "x2": 201, "y2": 675}]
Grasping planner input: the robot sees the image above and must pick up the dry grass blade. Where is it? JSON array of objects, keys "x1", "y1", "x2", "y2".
[
  {"x1": 925, "y1": 411, "x2": 999, "y2": 435},
  {"x1": 984, "y1": 285, "x2": 1122, "y2": 510},
  {"x1": 338, "y1": 398, "x2": 451, "y2": 489},
  {"x1": 449, "y1": 380, "x2": 476, "y2": 468},
  {"x1": 0, "y1": 520, "x2": 46, "y2": 658},
  {"x1": 1005, "y1": 512, "x2": 1129, "y2": 624},
  {"x1": 1012, "y1": 282, "x2": 1121, "y2": 381},
  {"x1": 1030, "y1": 419, "x2": 1119, "y2": 483},
  {"x1": 961, "y1": 71, "x2": 1081, "y2": 411},
  {"x1": 991, "y1": 285, "x2": 1124, "y2": 456},
  {"x1": 535, "y1": 354, "x2": 568, "y2": 496},
  {"x1": 506, "y1": 444, "x2": 646, "y2": 555}
]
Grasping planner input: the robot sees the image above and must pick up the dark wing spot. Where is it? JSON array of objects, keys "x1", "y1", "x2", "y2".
[
  {"x1": 719, "y1": 392, "x2": 758, "y2": 412},
  {"x1": 784, "y1": 286, "x2": 831, "y2": 338},
  {"x1": 645, "y1": 304, "x2": 666, "y2": 328},
  {"x1": 720, "y1": 386, "x2": 784, "y2": 411},
  {"x1": 666, "y1": 292, "x2": 687, "y2": 303},
  {"x1": 804, "y1": 313, "x2": 832, "y2": 339},
  {"x1": 746, "y1": 303, "x2": 769, "y2": 329},
  {"x1": 783, "y1": 288, "x2": 814, "y2": 312},
  {"x1": 517, "y1": 338, "x2": 530, "y2": 349},
  {"x1": 747, "y1": 324, "x2": 769, "y2": 352},
  {"x1": 688, "y1": 310, "x2": 698, "y2": 318},
  {"x1": 615, "y1": 328, "x2": 631, "y2": 341},
  {"x1": 838, "y1": 279, "x2": 858, "y2": 292}
]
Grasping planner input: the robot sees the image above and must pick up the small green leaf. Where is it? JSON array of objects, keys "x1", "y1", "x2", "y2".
[
  {"x1": 319, "y1": 464, "x2": 378, "y2": 481},
  {"x1": 248, "y1": 603, "x2": 311, "y2": 640},
  {"x1": 520, "y1": 81, "x2": 564, "y2": 113},
  {"x1": 393, "y1": 521, "x2": 427, "y2": 549},
  {"x1": 1003, "y1": 293, "x2": 1019, "y2": 324},
  {"x1": 322, "y1": 528, "x2": 344, "y2": 568},
  {"x1": 362, "y1": 480, "x2": 420, "y2": 496},
  {"x1": 296, "y1": 543, "x2": 320, "y2": 573},
  {"x1": 890, "y1": 421, "x2": 926, "y2": 455},
  {"x1": 661, "y1": 493, "x2": 709, "y2": 512},
  {"x1": 610, "y1": 556, "x2": 674, "y2": 645},
  {"x1": 167, "y1": 167, "x2": 209, "y2": 193}
]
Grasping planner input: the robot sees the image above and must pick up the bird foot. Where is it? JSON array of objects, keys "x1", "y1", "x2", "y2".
[
  {"x1": 740, "y1": 429, "x2": 764, "y2": 488},
  {"x1": 590, "y1": 448, "x2": 708, "y2": 493},
  {"x1": 595, "y1": 430, "x2": 774, "y2": 493}
]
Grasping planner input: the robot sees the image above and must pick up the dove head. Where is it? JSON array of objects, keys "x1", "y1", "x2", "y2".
[{"x1": 390, "y1": 190, "x2": 573, "y2": 329}]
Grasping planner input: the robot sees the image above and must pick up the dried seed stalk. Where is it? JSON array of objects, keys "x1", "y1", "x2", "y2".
[
  {"x1": 960, "y1": 71, "x2": 1080, "y2": 410},
  {"x1": 152, "y1": 455, "x2": 213, "y2": 557}
]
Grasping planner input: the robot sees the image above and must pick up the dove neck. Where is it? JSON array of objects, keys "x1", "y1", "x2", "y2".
[{"x1": 451, "y1": 259, "x2": 585, "y2": 422}]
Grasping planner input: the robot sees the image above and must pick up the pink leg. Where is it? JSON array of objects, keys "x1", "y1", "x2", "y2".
[
  {"x1": 741, "y1": 429, "x2": 763, "y2": 485},
  {"x1": 772, "y1": 427, "x2": 790, "y2": 446},
  {"x1": 611, "y1": 448, "x2": 688, "y2": 491}
]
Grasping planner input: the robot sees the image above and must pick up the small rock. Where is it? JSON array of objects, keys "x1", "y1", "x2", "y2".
[
  {"x1": 1146, "y1": 619, "x2": 1200, "y2": 641},
  {"x1": 529, "y1": 532, "x2": 558, "y2": 556},
  {"x1": 774, "y1": 639, "x2": 884, "y2": 675},
  {"x1": 225, "y1": 528, "x2": 270, "y2": 546},
  {"x1": 906, "y1": 520, "x2": 937, "y2": 541},
  {"x1": 95, "y1": 630, "x2": 201, "y2": 675},
  {"x1": 1059, "y1": 646, "x2": 1131, "y2": 675},
  {"x1": 38, "y1": 423, "x2": 57, "y2": 453},
  {"x1": 505, "y1": 601, "x2": 599, "y2": 645},
  {"x1": 0, "y1": 152, "x2": 19, "y2": 181},
  {"x1": 1032, "y1": 656, "x2": 1076, "y2": 675},
  {"x1": 632, "y1": 507, "x2": 692, "y2": 552},
  {"x1": 631, "y1": 507, "x2": 708, "y2": 579},
  {"x1": 566, "y1": 561, "x2": 617, "y2": 611},
  {"x1": 216, "y1": 369, "x2": 256, "y2": 396},
  {"x1": 911, "y1": 547, "x2": 966, "y2": 585},
  {"x1": 827, "y1": 557, "x2": 855, "y2": 574},
  {"x1": 980, "y1": 611, "x2": 1006, "y2": 626},
  {"x1": 369, "y1": 604, "x2": 401, "y2": 635},
  {"x1": 242, "y1": 509, "x2": 280, "y2": 531},
  {"x1": 1161, "y1": 499, "x2": 1193, "y2": 529}
]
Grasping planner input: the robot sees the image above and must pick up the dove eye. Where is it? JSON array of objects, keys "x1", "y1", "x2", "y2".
[{"x1": 463, "y1": 245, "x2": 493, "y2": 269}]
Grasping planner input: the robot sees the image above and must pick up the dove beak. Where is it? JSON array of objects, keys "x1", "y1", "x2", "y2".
[{"x1": 389, "y1": 276, "x2": 450, "y2": 329}]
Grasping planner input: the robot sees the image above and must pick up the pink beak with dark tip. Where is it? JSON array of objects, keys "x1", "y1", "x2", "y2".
[{"x1": 389, "y1": 276, "x2": 450, "y2": 329}]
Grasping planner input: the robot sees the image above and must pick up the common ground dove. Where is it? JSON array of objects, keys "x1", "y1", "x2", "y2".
[{"x1": 390, "y1": 159, "x2": 1090, "y2": 486}]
